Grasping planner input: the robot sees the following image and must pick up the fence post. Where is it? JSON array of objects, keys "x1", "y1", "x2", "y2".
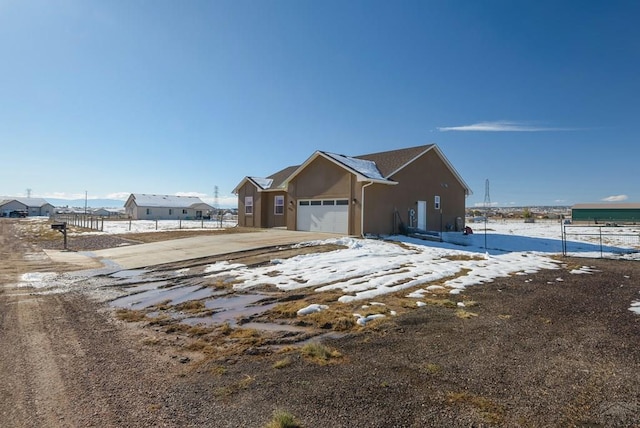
[{"x1": 599, "y1": 227, "x2": 603, "y2": 258}]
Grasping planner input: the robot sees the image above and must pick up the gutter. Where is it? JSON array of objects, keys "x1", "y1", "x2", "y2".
[{"x1": 360, "y1": 181, "x2": 375, "y2": 237}]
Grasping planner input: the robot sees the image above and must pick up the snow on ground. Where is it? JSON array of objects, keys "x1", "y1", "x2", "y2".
[
  {"x1": 202, "y1": 220, "x2": 640, "y2": 314},
  {"x1": 16, "y1": 219, "x2": 640, "y2": 318},
  {"x1": 74, "y1": 219, "x2": 238, "y2": 235}
]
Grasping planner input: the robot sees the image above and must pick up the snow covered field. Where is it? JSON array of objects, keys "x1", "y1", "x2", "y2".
[
  {"x1": 78, "y1": 218, "x2": 238, "y2": 234},
  {"x1": 198, "y1": 220, "x2": 640, "y2": 319},
  {"x1": 20, "y1": 218, "x2": 640, "y2": 318}
]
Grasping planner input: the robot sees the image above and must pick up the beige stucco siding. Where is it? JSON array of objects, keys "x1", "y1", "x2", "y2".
[
  {"x1": 363, "y1": 150, "x2": 466, "y2": 235},
  {"x1": 237, "y1": 182, "x2": 262, "y2": 228},
  {"x1": 263, "y1": 191, "x2": 288, "y2": 228},
  {"x1": 286, "y1": 156, "x2": 357, "y2": 234}
]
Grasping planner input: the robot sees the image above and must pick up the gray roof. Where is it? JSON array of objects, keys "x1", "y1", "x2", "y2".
[
  {"x1": 0, "y1": 197, "x2": 51, "y2": 207},
  {"x1": 127, "y1": 194, "x2": 212, "y2": 209}
]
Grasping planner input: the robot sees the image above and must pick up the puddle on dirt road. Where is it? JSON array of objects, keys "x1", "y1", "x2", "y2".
[
  {"x1": 182, "y1": 294, "x2": 278, "y2": 327},
  {"x1": 109, "y1": 284, "x2": 217, "y2": 310},
  {"x1": 240, "y1": 322, "x2": 311, "y2": 333},
  {"x1": 110, "y1": 269, "x2": 149, "y2": 279}
]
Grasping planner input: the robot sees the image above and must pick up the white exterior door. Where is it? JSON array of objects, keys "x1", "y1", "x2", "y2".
[
  {"x1": 417, "y1": 200, "x2": 427, "y2": 231},
  {"x1": 297, "y1": 200, "x2": 349, "y2": 234}
]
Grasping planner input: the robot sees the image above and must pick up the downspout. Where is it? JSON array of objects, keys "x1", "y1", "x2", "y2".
[{"x1": 360, "y1": 181, "x2": 374, "y2": 237}]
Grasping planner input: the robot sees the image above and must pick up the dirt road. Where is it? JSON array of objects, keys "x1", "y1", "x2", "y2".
[
  {"x1": 0, "y1": 220, "x2": 182, "y2": 427},
  {"x1": 2, "y1": 218, "x2": 640, "y2": 427}
]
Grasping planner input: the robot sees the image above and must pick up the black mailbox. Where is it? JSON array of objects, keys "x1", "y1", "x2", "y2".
[{"x1": 51, "y1": 223, "x2": 66, "y2": 230}]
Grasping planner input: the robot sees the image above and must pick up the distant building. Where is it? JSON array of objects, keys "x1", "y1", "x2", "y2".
[
  {"x1": 124, "y1": 194, "x2": 213, "y2": 220},
  {"x1": 571, "y1": 203, "x2": 640, "y2": 224},
  {"x1": 0, "y1": 197, "x2": 54, "y2": 217}
]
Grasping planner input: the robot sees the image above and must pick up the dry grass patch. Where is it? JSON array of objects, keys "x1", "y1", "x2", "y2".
[
  {"x1": 300, "y1": 342, "x2": 342, "y2": 364},
  {"x1": 174, "y1": 300, "x2": 206, "y2": 313},
  {"x1": 210, "y1": 365, "x2": 227, "y2": 376},
  {"x1": 272, "y1": 357, "x2": 292, "y2": 370},
  {"x1": 186, "y1": 325, "x2": 215, "y2": 337},
  {"x1": 422, "y1": 363, "x2": 442, "y2": 374},
  {"x1": 455, "y1": 309, "x2": 479, "y2": 319},
  {"x1": 443, "y1": 254, "x2": 486, "y2": 261},
  {"x1": 115, "y1": 309, "x2": 147, "y2": 322},
  {"x1": 265, "y1": 410, "x2": 303, "y2": 428},
  {"x1": 215, "y1": 374, "x2": 255, "y2": 397},
  {"x1": 447, "y1": 391, "x2": 505, "y2": 424}
]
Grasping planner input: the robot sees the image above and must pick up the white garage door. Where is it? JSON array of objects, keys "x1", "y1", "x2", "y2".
[{"x1": 297, "y1": 199, "x2": 349, "y2": 234}]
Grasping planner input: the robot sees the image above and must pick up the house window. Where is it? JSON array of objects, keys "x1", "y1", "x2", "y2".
[
  {"x1": 299, "y1": 201, "x2": 309, "y2": 206},
  {"x1": 323, "y1": 200, "x2": 335, "y2": 206},
  {"x1": 169, "y1": 209, "x2": 173, "y2": 215},
  {"x1": 434, "y1": 196, "x2": 441, "y2": 210},
  {"x1": 146, "y1": 208, "x2": 151, "y2": 215},
  {"x1": 245, "y1": 196, "x2": 253, "y2": 215},
  {"x1": 310, "y1": 201, "x2": 321, "y2": 206},
  {"x1": 336, "y1": 200, "x2": 349, "y2": 205},
  {"x1": 183, "y1": 209, "x2": 188, "y2": 214},
  {"x1": 274, "y1": 195, "x2": 284, "y2": 215}
]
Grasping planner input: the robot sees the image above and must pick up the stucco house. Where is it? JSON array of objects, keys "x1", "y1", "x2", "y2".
[
  {"x1": 233, "y1": 144, "x2": 472, "y2": 236},
  {"x1": 124, "y1": 194, "x2": 214, "y2": 220},
  {"x1": 0, "y1": 197, "x2": 55, "y2": 217}
]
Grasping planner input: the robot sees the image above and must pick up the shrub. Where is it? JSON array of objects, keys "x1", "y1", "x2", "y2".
[
  {"x1": 300, "y1": 342, "x2": 341, "y2": 363},
  {"x1": 265, "y1": 410, "x2": 302, "y2": 428}
]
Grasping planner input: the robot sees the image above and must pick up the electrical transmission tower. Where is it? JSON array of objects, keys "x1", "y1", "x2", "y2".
[{"x1": 483, "y1": 179, "x2": 491, "y2": 210}]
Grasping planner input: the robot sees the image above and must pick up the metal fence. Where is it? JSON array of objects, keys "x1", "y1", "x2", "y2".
[
  {"x1": 54, "y1": 214, "x2": 105, "y2": 231},
  {"x1": 562, "y1": 224, "x2": 640, "y2": 258},
  {"x1": 53, "y1": 215, "x2": 239, "y2": 233}
]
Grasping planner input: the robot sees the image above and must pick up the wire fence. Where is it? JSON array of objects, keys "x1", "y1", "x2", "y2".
[
  {"x1": 53, "y1": 215, "x2": 239, "y2": 233},
  {"x1": 562, "y1": 224, "x2": 640, "y2": 258}
]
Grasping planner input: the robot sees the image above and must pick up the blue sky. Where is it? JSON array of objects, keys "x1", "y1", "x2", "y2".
[{"x1": 1, "y1": 0, "x2": 638, "y2": 208}]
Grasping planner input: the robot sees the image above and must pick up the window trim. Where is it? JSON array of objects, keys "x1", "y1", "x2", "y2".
[
  {"x1": 245, "y1": 196, "x2": 254, "y2": 215},
  {"x1": 434, "y1": 195, "x2": 441, "y2": 210},
  {"x1": 274, "y1": 195, "x2": 284, "y2": 215}
]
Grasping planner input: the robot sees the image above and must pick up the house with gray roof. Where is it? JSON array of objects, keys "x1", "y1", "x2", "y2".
[
  {"x1": 233, "y1": 144, "x2": 472, "y2": 236},
  {"x1": 0, "y1": 197, "x2": 54, "y2": 217},
  {"x1": 124, "y1": 194, "x2": 214, "y2": 220}
]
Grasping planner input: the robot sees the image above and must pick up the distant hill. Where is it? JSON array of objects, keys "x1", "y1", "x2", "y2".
[{"x1": 47, "y1": 198, "x2": 126, "y2": 209}]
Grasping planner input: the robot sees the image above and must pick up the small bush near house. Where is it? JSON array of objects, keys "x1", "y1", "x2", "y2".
[{"x1": 265, "y1": 410, "x2": 302, "y2": 428}]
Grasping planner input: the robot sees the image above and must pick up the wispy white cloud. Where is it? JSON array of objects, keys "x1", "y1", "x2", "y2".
[
  {"x1": 437, "y1": 120, "x2": 578, "y2": 132},
  {"x1": 105, "y1": 192, "x2": 130, "y2": 200},
  {"x1": 472, "y1": 201, "x2": 500, "y2": 207},
  {"x1": 601, "y1": 194, "x2": 628, "y2": 202},
  {"x1": 39, "y1": 192, "x2": 87, "y2": 200}
]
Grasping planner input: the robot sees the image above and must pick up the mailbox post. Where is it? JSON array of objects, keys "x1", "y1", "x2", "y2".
[{"x1": 51, "y1": 222, "x2": 68, "y2": 250}]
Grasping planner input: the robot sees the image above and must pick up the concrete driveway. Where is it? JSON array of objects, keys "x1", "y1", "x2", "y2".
[{"x1": 65, "y1": 229, "x2": 340, "y2": 270}]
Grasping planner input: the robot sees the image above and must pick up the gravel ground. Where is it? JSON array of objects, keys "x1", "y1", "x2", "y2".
[{"x1": 2, "y1": 219, "x2": 639, "y2": 427}]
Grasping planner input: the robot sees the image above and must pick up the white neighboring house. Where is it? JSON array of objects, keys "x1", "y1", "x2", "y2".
[
  {"x1": 0, "y1": 197, "x2": 55, "y2": 217},
  {"x1": 124, "y1": 194, "x2": 214, "y2": 220}
]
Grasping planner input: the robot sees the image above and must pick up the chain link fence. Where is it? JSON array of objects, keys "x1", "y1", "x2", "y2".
[{"x1": 562, "y1": 224, "x2": 640, "y2": 258}]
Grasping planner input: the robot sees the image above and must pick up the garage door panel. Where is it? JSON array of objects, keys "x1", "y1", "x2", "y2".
[{"x1": 297, "y1": 200, "x2": 348, "y2": 234}]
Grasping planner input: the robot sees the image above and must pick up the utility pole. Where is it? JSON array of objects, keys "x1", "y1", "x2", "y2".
[
  {"x1": 214, "y1": 185, "x2": 220, "y2": 226},
  {"x1": 483, "y1": 179, "x2": 490, "y2": 250}
]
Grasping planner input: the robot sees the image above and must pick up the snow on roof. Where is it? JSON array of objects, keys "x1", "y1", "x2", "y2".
[
  {"x1": 249, "y1": 177, "x2": 274, "y2": 190},
  {"x1": 323, "y1": 152, "x2": 387, "y2": 181},
  {"x1": 130, "y1": 194, "x2": 210, "y2": 208}
]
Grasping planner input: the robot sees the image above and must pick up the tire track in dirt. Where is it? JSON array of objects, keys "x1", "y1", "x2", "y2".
[{"x1": 0, "y1": 220, "x2": 181, "y2": 427}]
